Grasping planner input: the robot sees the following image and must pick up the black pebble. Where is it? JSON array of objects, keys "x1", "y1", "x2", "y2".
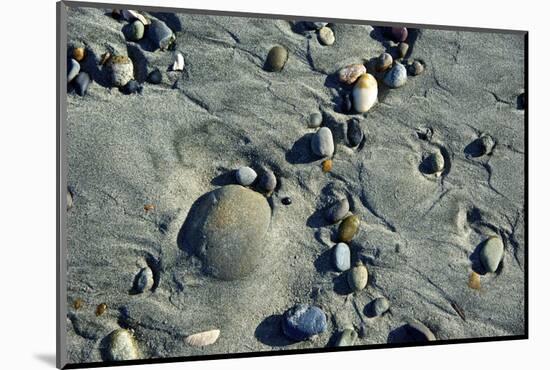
[
  {"x1": 281, "y1": 197, "x2": 292, "y2": 205},
  {"x1": 121, "y1": 80, "x2": 143, "y2": 95},
  {"x1": 73, "y1": 72, "x2": 90, "y2": 96},
  {"x1": 147, "y1": 69, "x2": 162, "y2": 84},
  {"x1": 347, "y1": 118, "x2": 364, "y2": 147}
]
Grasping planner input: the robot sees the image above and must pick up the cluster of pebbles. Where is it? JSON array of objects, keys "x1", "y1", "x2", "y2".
[
  {"x1": 67, "y1": 9, "x2": 184, "y2": 96},
  {"x1": 67, "y1": 12, "x2": 518, "y2": 361}
]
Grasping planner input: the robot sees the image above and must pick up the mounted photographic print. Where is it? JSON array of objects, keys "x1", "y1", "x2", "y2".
[{"x1": 56, "y1": 1, "x2": 527, "y2": 368}]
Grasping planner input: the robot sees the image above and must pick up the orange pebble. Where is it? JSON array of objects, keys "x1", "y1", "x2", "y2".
[
  {"x1": 144, "y1": 204, "x2": 155, "y2": 212},
  {"x1": 96, "y1": 303, "x2": 107, "y2": 316},
  {"x1": 468, "y1": 271, "x2": 481, "y2": 290},
  {"x1": 73, "y1": 47, "x2": 85, "y2": 62},
  {"x1": 322, "y1": 159, "x2": 333, "y2": 172}
]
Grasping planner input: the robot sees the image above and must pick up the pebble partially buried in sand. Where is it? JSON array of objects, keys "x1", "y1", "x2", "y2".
[
  {"x1": 104, "y1": 329, "x2": 139, "y2": 361},
  {"x1": 347, "y1": 261, "x2": 368, "y2": 292},
  {"x1": 352, "y1": 73, "x2": 378, "y2": 113},
  {"x1": 325, "y1": 198, "x2": 349, "y2": 224},
  {"x1": 335, "y1": 328, "x2": 358, "y2": 346},
  {"x1": 338, "y1": 214, "x2": 360, "y2": 242}
]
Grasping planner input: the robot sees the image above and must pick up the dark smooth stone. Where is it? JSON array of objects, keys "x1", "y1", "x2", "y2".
[
  {"x1": 281, "y1": 197, "x2": 292, "y2": 205},
  {"x1": 282, "y1": 304, "x2": 327, "y2": 341},
  {"x1": 146, "y1": 19, "x2": 174, "y2": 50},
  {"x1": 74, "y1": 72, "x2": 90, "y2": 96},
  {"x1": 120, "y1": 80, "x2": 142, "y2": 95},
  {"x1": 147, "y1": 69, "x2": 162, "y2": 84},
  {"x1": 258, "y1": 170, "x2": 277, "y2": 192},
  {"x1": 347, "y1": 118, "x2": 364, "y2": 147}
]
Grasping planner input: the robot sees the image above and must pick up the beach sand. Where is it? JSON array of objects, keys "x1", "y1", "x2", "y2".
[{"x1": 64, "y1": 5, "x2": 525, "y2": 364}]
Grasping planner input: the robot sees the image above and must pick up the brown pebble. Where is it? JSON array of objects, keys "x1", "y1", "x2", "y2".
[
  {"x1": 338, "y1": 215, "x2": 360, "y2": 242},
  {"x1": 73, "y1": 298, "x2": 83, "y2": 310},
  {"x1": 73, "y1": 47, "x2": 85, "y2": 62},
  {"x1": 96, "y1": 303, "x2": 107, "y2": 316},
  {"x1": 468, "y1": 271, "x2": 481, "y2": 290},
  {"x1": 322, "y1": 159, "x2": 333, "y2": 173},
  {"x1": 397, "y1": 42, "x2": 409, "y2": 58},
  {"x1": 144, "y1": 204, "x2": 155, "y2": 212}
]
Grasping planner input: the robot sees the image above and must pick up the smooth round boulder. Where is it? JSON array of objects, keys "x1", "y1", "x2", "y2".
[{"x1": 182, "y1": 185, "x2": 271, "y2": 280}]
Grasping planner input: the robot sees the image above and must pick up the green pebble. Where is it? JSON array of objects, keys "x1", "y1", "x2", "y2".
[
  {"x1": 265, "y1": 45, "x2": 288, "y2": 72},
  {"x1": 336, "y1": 328, "x2": 358, "y2": 347},
  {"x1": 129, "y1": 20, "x2": 144, "y2": 41},
  {"x1": 338, "y1": 215, "x2": 360, "y2": 242}
]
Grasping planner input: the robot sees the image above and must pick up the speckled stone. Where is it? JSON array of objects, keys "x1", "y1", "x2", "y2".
[
  {"x1": 333, "y1": 242, "x2": 351, "y2": 272},
  {"x1": 67, "y1": 58, "x2": 80, "y2": 82},
  {"x1": 347, "y1": 118, "x2": 363, "y2": 147},
  {"x1": 107, "y1": 55, "x2": 134, "y2": 87},
  {"x1": 282, "y1": 304, "x2": 327, "y2": 341},
  {"x1": 480, "y1": 236, "x2": 504, "y2": 273},
  {"x1": 338, "y1": 64, "x2": 366, "y2": 85},
  {"x1": 105, "y1": 329, "x2": 139, "y2": 361},
  {"x1": 235, "y1": 166, "x2": 257, "y2": 186},
  {"x1": 318, "y1": 26, "x2": 335, "y2": 46},
  {"x1": 336, "y1": 328, "x2": 358, "y2": 346},
  {"x1": 146, "y1": 19, "x2": 175, "y2": 50},
  {"x1": 74, "y1": 72, "x2": 90, "y2": 96},
  {"x1": 265, "y1": 46, "x2": 288, "y2": 72},
  {"x1": 338, "y1": 215, "x2": 360, "y2": 242},
  {"x1": 405, "y1": 321, "x2": 436, "y2": 341},
  {"x1": 183, "y1": 185, "x2": 271, "y2": 280},
  {"x1": 308, "y1": 112, "x2": 323, "y2": 128},
  {"x1": 325, "y1": 198, "x2": 349, "y2": 224},
  {"x1": 311, "y1": 127, "x2": 334, "y2": 158},
  {"x1": 383, "y1": 62, "x2": 407, "y2": 88},
  {"x1": 258, "y1": 170, "x2": 277, "y2": 192}
]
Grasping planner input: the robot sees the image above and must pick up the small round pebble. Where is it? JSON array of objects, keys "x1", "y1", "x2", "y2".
[
  {"x1": 397, "y1": 42, "x2": 409, "y2": 58},
  {"x1": 338, "y1": 64, "x2": 366, "y2": 85},
  {"x1": 265, "y1": 45, "x2": 288, "y2": 72},
  {"x1": 347, "y1": 118, "x2": 363, "y2": 147},
  {"x1": 322, "y1": 159, "x2": 333, "y2": 173},
  {"x1": 480, "y1": 236, "x2": 504, "y2": 273},
  {"x1": 128, "y1": 20, "x2": 145, "y2": 41},
  {"x1": 282, "y1": 304, "x2": 327, "y2": 341},
  {"x1": 281, "y1": 197, "x2": 292, "y2": 205},
  {"x1": 146, "y1": 19, "x2": 175, "y2": 50},
  {"x1": 105, "y1": 329, "x2": 139, "y2": 361},
  {"x1": 391, "y1": 27, "x2": 408, "y2": 42},
  {"x1": 72, "y1": 47, "x2": 85, "y2": 62},
  {"x1": 258, "y1": 170, "x2": 277, "y2": 192},
  {"x1": 134, "y1": 266, "x2": 154, "y2": 293},
  {"x1": 147, "y1": 69, "x2": 162, "y2": 84},
  {"x1": 347, "y1": 262, "x2": 368, "y2": 292},
  {"x1": 409, "y1": 60, "x2": 425, "y2": 76},
  {"x1": 121, "y1": 80, "x2": 142, "y2": 95},
  {"x1": 308, "y1": 112, "x2": 323, "y2": 128},
  {"x1": 235, "y1": 166, "x2": 257, "y2": 186},
  {"x1": 318, "y1": 26, "x2": 335, "y2": 46},
  {"x1": 375, "y1": 53, "x2": 393, "y2": 72},
  {"x1": 383, "y1": 62, "x2": 407, "y2": 88},
  {"x1": 405, "y1": 321, "x2": 436, "y2": 341},
  {"x1": 67, "y1": 58, "x2": 80, "y2": 83},
  {"x1": 336, "y1": 328, "x2": 358, "y2": 347},
  {"x1": 371, "y1": 297, "x2": 390, "y2": 316},
  {"x1": 325, "y1": 198, "x2": 349, "y2": 224},
  {"x1": 333, "y1": 242, "x2": 351, "y2": 272},
  {"x1": 422, "y1": 151, "x2": 445, "y2": 174},
  {"x1": 338, "y1": 214, "x2": 360, "y2": 242},
  {"x1": 311, "y1": 127, "x2": 334, "y2": 158},
  {"x1": 73, "y1": 72, "x2": 90, "y2": 96}
]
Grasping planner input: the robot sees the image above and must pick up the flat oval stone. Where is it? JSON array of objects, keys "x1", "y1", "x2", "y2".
[
  {"x1": 325, "y1": 198, "x2": 349, "y2": 224},
  {"x1": 134, "y1": 266, "x2": 154, "y2": 293},
  {"x1": 338, "y1": 64, "x2": 366, "y2": 85},
  {"x1": 258, "y1": 170, "x2": 277, "y2": 192},
  {"x1": 127, "y1": 20, "x2": 145, "y2": 41},
  {"x1": 146, "y1": 19, "x2": 174, "y2": 50},
  {"x1": 235, "y1": 166, "x2": 257, "y2": 186},
  {"x1": 383, "y1": 63, "x2": 407, "y2": 88},
  {"x1": 107, "y1": 56, "x2": 134, "y2": 87},
  {"x1": 105, "y1": 329, "x2": 139, "y2": 361},
  {"x1": 371, "y1": 297, "x2": 390, "y2": 316},
  {"x1": 333, "y1": 242, "x2": 351, "y2": 272},
  {"x1": 67, "y1": 58, "x2": 80, "y2": 82},
  {"x1": 405, "y1": 321, "x2": 436, "y2": 341},
  {"x1": 282, "y1": 304, "x2": 327, "y2": 341},
  {"x1": 311, "y1": 127, "x2": 334, "y2": 158},
  {"x1": 347, "y1": 118, "x2": 363, "y2": 147},
  {"x1": 375, "y1": 53, "x2": 393, "y2": 72},
  {"x1": 347, "y1": 262, "x2": 368, "y2": 292},
  {"x1": 480, "y1": 236, "x2": 504, "y2": 273},
  {"x1": 318, "y1": 26, "x2": 335, "y2": 46},
  {"x1": 308, "y1": 112, "x2": 323, "y2": 128},
  {"x1": 336, "y1": 328, "x2": 357, "y2": 346},
  {"x1": 147, "y1": 68, "x2": 162, "y2": 84},
  {"x1": 338, "y1": 215, "x2": 360, "y2": 242},
  {"x1": 265, "y1": 45, "x2": 288, "y2": 72},
  {"x1": 74, "y1": 72, "x2": 90, "y2": 96},
  {"x1": 182, "y1": 185, "x2": 271, "y2": 280}
]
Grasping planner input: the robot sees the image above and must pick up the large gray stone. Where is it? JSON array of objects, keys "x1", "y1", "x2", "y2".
[{"x1": 182, "y1": 185, "x2": 271, "y2": 280}]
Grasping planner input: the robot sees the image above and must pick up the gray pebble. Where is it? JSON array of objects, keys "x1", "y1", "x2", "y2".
[
  {"x1": 335, "y1": 328, "x2": 358, "y2": 346},
  {"x1": 146, "y1": 19, "x2": 174, "y2": 50},
  {"x1": 325, "y1": 198, "x2": 349, "y2": 223},
  {"x1": 347, "y1": 118, "x2": 363, "y2": 147},
  {"x1": 67, "y1": 58, "x2": 80, "y2": 83},
  {"x1": 311, "y1": 127, "x2": 334, "y2": 157},
  {"x1": 128, "y1": 20, "x2": 145, "y2": 41},
  {"x1": 409, "y1": 60, "x2": 425, "y2": 76},
  {"x1": 235, "y1": 166, "x2": 257, "y2": 186},
  {"x1": 383, "y1": 62, "x2": 407, "y2": 88},
  {"x1": 74, "y1": 72, "x2": 90, "y2": 96},
  {"x1": 258, "y1": 170, "x2": 277, "y2": 192},
  {"x1": 308, "y1": 112, "x2": 323, "y2": 128},
  {"x1": 107, "y1": 56, "x2": 134, "y2": 87},
  {"x1": 333, "y1": 242, "x2": 351, "y2": 272},
  {"x1": 371, "y1": 297, "x2": 390, "y2": 316},
  {"x1": 480, "y1": 236, "x2": 504, "y2": 273},
  {"x1": 134, "y1": 266, "x2": 154, "y2": 293}
]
